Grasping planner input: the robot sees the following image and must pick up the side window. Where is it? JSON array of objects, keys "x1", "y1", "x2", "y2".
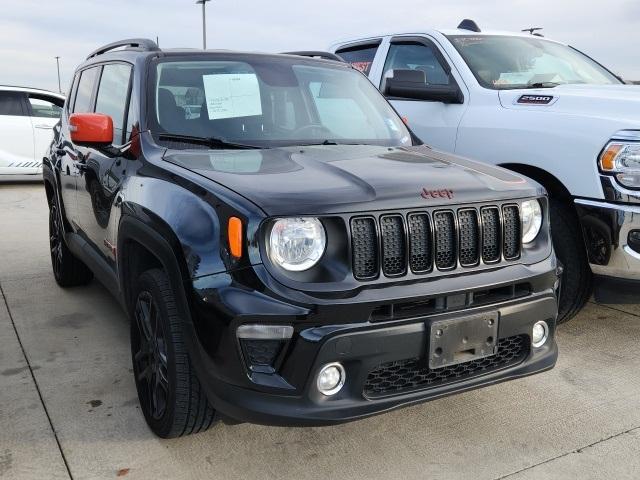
[
  {"x1": 67, "y1": 74, "x2": 80, "y2": 113},
  {"x1": 0, "y1": 91, "x2": 26, "y2": 116},
  {"x1": 336, "y1": 42, "x2": 380, "y2": 75},
  {"x1": 95, "y1": 63, "x2": 132, "y2": 144},
  {"x1": 27, "y1": 95, "x2": 63, "y2": 118},
  {"x1": 383, "y1": 43, "x2": 451, "y2": 85},
  {"x1": 73, "y1": 67, "x2": 99, "y2": 113}
]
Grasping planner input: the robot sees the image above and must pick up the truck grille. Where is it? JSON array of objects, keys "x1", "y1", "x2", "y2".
[
  {"x1": 363, "y1": 335, "x2": 529, "y2": 398},
  {"x1": 351, "y1": 204, "x2": 521, "y2": 280}
]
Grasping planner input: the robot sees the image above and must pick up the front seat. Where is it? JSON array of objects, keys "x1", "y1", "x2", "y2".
[{"x1": 157, "y1": 88, "x2": 185, "y2": 134}]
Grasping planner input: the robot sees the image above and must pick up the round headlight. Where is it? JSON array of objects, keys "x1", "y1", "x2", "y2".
[
  {"x1": 521, "y1": 200, "x2": 543, "y2": 244},
  {"x1": 268, "y1": 217, "x2": 326, "y2": 271}
]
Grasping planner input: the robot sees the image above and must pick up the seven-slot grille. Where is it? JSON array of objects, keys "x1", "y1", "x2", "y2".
[{"x1": 351, "y1": 204, "x2": 522, "y2": 281}]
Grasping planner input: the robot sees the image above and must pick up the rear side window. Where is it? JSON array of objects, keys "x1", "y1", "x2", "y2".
[
  {"x1": 0, "y1": 91, "x2": 26, "y2": 116},
  {"x1": 95, "y1": 63, "x2": 132, "y2": 143},
  {"x1": 336, "y1": 42, "x2": 381, "y2": 75},
  {"x1": 383, "y1": 43, "x2": 451, "y2": 85},
  {"x1": 73, "y1": 67, "x2": 99, "y2": 113}
]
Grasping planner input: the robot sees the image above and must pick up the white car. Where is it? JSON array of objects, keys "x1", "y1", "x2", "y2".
[
  {"x1": 0, "y1": 86, "x2": 65, "y2": 176},
  {"x1": 329, "y1": 21, "x2": 640, "y2": 322}
]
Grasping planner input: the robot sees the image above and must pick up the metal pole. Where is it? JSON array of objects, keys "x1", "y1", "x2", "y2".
[
  {"x1": 202, "y1": 1, "x2": 206, "y2": 49},
  {"x1": 55, "y1": 56, "x2": 61, "y2": 93}
]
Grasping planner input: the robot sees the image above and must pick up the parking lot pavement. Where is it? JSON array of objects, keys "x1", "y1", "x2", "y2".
[{"x1": 1, "y1": 183, "x2": 640, "y2": 480}]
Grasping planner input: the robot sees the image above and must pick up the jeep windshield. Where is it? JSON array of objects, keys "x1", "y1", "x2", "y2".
[
  {"x1": 149, "y1": 55, "x2": 412, "y2": 149},
  {"x1": 448, "y1": 35, "x2": 621, "y2": 90}
]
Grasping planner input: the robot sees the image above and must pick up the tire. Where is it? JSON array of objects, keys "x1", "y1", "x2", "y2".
[
  {"x1": 48, "y1": 197, "x2": 93, "y2": 287},
  {"x1": 550, "y1": 199, "x2": 592, "y2": 323},
  {"x1": 131, "y1": 269, "x2": 216, "y2": 438}
]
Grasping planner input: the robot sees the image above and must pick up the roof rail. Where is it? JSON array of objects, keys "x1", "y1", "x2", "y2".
[
  {"x1": 86, "y1": 38, "x2": 159, "y2": 60},
  {"x1": 457, "y1": 19, "x2": 481, "y2": 33},
  {"x1": 281, "y1": 51, "x2": 345, "y2": 62}
]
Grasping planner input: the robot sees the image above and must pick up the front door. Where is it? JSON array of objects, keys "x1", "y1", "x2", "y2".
[
  {"x1": 74, "y1": 62, "x2": 132, "y2": 268},
  {"x1": 26, "y1": 93, "x2": 64, "y2": 170},
  {"x1": 380, "y1": 37, "x2": 468, "y2": 153}
]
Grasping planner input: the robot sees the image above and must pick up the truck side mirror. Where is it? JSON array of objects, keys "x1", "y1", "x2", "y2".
[{"x1": 383, "y1": 69, "x2": 463, "y2": 104}]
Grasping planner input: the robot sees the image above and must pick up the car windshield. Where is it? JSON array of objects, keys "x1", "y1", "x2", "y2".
[
  {"x1": 150, "y1": 56, "x2": 412, "y2": 148},
  {"x1": 447, "y1": 35, "x2": 621, "y2": 90}
]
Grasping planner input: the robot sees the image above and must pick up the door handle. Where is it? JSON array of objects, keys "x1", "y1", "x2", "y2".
[{"x1": 35, "y1": 124, "x2": 53, "y2": 129}]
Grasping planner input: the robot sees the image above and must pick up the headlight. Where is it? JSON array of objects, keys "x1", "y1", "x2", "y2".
[
  {"x1": 600, "y1": 142, "x2": 640, "y2": 189},
  {"x1": 268, "y1": 217, "x2": 326, "y2": 271},
  {"x1": 521, "y1": 199, "x2": 543, "y2": 244}
]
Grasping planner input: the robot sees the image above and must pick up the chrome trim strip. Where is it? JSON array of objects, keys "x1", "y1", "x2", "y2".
[{"x1": 574, "y1": 198, "x2": 640, "y2": 214}]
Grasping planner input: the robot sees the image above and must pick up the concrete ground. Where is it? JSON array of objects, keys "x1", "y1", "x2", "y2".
[{"x1": 1, "y1": 182, "x2": 640, "y2": 480}]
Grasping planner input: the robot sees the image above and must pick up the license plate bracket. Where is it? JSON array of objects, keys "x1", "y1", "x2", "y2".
[{"x1": 429, "y1": 311, "x2": 499, "y2": 369}]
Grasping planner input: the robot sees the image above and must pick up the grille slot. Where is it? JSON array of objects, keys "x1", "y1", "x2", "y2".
[
  {"x1": 434, "y1": 211, "x2": 457, "y2": 270},
  {"x1": 502, "y1": 205, "x2": 521, "y2": 260},
  {"x1": 407, "y1": 213, "x2": 432, "y2": 273},
  {"x1": 481, "y1": 207, "x2": 501, "y2": 263},
  {"x1": 458, "y1": 209, "x2": 480, "y2": 266},
  {"x1": 380, "y1": 215, "x2": 407, "y2": 276},
  {"x1": 351, "y1": 217, "x2": 378, "y2": 280},
  {"x1": 364, "y1": 335, "x2": 529, "y2": 397}
]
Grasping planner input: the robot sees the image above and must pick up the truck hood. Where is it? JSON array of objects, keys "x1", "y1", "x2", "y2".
[
  {"x1": 164, "y1": 145, "x2": 541, "y2": 215},
  {"x1": 499, "y1": 84, "x2": 640, "y2": 123}
]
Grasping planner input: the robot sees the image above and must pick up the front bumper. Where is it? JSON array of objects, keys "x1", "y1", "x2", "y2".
[
  {"x1": 185, "y1": 260, "x2": 559, "y2": 426},
  {"x1": 575, "y1": 198, "x2": 640, "y2": 281}
]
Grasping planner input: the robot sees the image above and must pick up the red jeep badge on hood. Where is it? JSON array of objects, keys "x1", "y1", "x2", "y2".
[{"x1": 421, "y1": 188, "x2": 454, "y2": 200}]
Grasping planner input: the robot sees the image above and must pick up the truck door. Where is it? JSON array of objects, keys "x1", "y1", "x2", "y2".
[{"x1": 378, "y1": 36, "x2": 467, "y2": 153}]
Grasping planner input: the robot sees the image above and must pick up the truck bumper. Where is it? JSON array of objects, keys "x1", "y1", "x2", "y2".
[
  {"x1": 575, "y1": 198, "x2": 640, "y2": 300},
  {"x1": 184, "y1": 261, "x2": 559, "y2": 426}
]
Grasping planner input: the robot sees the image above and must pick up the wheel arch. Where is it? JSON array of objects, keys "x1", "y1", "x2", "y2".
[{"x1": 498, "y1": 163, "x2": 573, "y2": 200}]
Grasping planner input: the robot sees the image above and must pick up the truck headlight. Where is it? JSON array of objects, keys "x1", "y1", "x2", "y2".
[
  {"x1": 268, "y1": 217, "x2": 326, "y2": 271},
  {"x1": 599, "y1": 142, "x2": 640, "y2": 189},
  {"x1": 521, "y1": 199, "x2": 543, "y2": 244}
]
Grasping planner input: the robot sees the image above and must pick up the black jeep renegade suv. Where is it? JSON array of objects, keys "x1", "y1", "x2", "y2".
[{"x1": 42, "y1": 39, "x2": 559, "y2": 438}]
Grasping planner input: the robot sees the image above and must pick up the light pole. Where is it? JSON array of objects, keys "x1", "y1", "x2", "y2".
[
  {"x1": 195, "y1": 0, "x2": 211, "y2": 49},
  {"x1": 55, "y1": 56, "x2": 61, "y2": 93}
]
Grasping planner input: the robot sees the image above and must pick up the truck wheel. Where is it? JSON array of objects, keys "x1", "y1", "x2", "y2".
[
  {"x1": 131, "y1": 269, "x2": 216, "y2": 438},
  {"x1": 550, "y1": 199, "x2": 592, "y2": 323},
  {"x1": 48, "y1": 198, "x2": 93, "y2": 287}
]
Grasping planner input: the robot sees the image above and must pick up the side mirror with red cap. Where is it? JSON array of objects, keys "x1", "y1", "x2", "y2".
[{"x1": 69, "y1": 113, "x2": 114, "y2": 147}]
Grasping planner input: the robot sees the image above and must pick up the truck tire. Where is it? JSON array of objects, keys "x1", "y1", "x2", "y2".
[
  {"x1": 131, "y1": 269, "x2": 216, "y2": 438},
  {"x1": 48, "y1": 198, "x2": 93, "y2": 287},
  {"x1": 550, "y1": 199, "x2": 592, "y2": 323}
]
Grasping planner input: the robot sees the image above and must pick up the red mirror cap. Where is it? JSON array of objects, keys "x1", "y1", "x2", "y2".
[{"x1": 69, "y1": 113, "x2": 113, "y2": 145}]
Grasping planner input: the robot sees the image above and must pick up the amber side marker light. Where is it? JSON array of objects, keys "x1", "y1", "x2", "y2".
[
  {"x1": 228, "y1": 217, "x2": 243, "y2": 258},
  {"x1": 600, "y1": 143, "x2": 623, "y2": 171}
]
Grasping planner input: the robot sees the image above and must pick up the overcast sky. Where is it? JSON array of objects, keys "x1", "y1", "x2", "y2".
[{"x1": 1, "y1": 0, "x2": 639, "y2": 92}]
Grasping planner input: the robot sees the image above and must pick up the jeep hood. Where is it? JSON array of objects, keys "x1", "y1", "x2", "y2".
[
  {"x1": 499, "y1": 84, "x2": 640, "y2": 123},
  {"x1": 164, "y1": 145, "x2": 541, "y2": 215}
]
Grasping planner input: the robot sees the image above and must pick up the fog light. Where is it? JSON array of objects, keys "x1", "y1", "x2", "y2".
[
  {"x1": 532, "y1": 321, "x2": 549, "y2": 348},
  {"x1": 316, "y1": 362, "x2": 345, "y2": 396}
]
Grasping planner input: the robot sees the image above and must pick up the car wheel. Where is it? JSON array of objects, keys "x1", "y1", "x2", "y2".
[
  {"x1": 131, "y1": 269, "x2": 216, "y2": 438},
  {"x1": 550, "y1": 199, "x2": 592, "y2": 323},
  {"x1": 48, "y1": 197, "x2": 93, "y2": 287}
]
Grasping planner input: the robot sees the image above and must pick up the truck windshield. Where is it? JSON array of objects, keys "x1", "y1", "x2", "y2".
[
  {"x1": 150, "y1": 56, "x2": 412, "y2": 148},
  {"x1": 448, "y1": 35, "x2": 621, "y2": 90}
]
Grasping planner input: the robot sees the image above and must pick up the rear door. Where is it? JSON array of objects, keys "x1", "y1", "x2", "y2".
[
  {"x1": 26, "y1": 93, "x2": 64, "y2": 171},
  {"x1": 0, "y1": 90, "x2": 36, "y2": 174},
  {"x1": 380, "y1": 36, "x2": 468, "y2": 152}
]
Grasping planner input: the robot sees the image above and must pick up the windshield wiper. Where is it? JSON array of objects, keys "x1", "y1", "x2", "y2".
[
  {"x1": 525, "y1": 81, "x2": 562, "y2": 89},
  {"x1": 157, "y1": 133, "x2": 261, "y2": 150},
  {"x1": 298, "y1": 140, "x2": 368, "y2": 146}
]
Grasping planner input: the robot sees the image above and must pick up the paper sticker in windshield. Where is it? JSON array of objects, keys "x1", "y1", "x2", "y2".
[
  {"x1": 517, "y1": 94, "x2": 554, "y2": 105},
  {"x1": 350, "y1": 61, "x2": 372, "y2": 73},
  {"x1": 202, "y1": 73, "x2": 262, "y2": 120}
]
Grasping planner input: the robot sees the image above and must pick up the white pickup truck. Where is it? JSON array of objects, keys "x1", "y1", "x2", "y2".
[{"x1": 329, "y1": 21, "x2": 640, "y2": 322}]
